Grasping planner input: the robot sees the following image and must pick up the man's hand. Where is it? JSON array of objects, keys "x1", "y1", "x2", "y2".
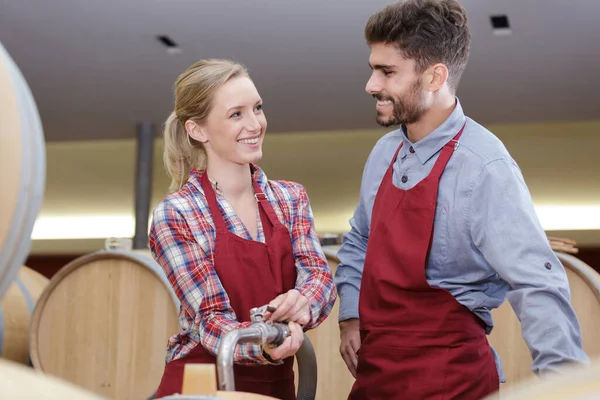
[
  {"x1": 264, "y1": 321, "x2": 304, "y2": 361},
  {"x1": 339, "y1": 318, "x2": 361, "y2": 378},
  {"x1": 267, "y1": 289, "x2": 311, "y2": 326}
]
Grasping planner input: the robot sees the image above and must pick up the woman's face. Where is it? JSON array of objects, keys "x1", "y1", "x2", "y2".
[{"x1": 190, "y1": 75, "x2": 267, "y2": 168}]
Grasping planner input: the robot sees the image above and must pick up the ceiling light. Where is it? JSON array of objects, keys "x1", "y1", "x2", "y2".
[
  {"x1": 490, "y1": 14, "x2": 512, "y2": 36},
  {"x1": 31, "y1": 215, "x2": 137, "y2": 240},
  {"x1": 157, "y1": 35, "x2": 182, "y2": 54},
  {"x1": 534, "y1": 205, "x2": 600, "y2": 231}
]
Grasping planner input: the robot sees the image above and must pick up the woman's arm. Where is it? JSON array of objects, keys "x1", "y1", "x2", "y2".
[
  {"x1": 149, "y1": 200, "x2": 276, "y2": 365},
  {"x1": 270, "y1": 184, "x2": 337, "y2": 330}
]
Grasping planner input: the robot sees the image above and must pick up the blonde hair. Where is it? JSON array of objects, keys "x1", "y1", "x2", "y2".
[{"x1": 163, "y1": 59, "x2": 249, "y2": 193}]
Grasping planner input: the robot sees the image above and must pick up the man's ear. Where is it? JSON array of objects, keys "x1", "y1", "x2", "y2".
[{"x1": 424, "y1": 63, "x2": 449, "y2": 92}]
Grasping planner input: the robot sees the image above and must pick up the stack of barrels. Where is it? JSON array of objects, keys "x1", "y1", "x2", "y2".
[{"x1": 0, "y1": 42, "x2": 103, "y2": 399}]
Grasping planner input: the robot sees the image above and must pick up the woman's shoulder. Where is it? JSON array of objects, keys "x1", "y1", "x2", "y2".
[
  {"x1": 267, "y1": 179, "x2": 306, "y2": 199},
  {"x1": 153, "y1": 175, "x2": 204, "y2": 221},
  {"x1": 255, "y1": 166, "x2": 306, "y2": 202}
]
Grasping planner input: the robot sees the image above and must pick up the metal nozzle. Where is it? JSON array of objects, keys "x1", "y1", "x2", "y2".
[{"x1": 216, "y1": 322, "x2": 289, "y2": 391}]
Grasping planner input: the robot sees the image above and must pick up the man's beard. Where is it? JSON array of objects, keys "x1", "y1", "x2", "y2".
[{"x1": 375, "y1": 80, "x2": 426, "y2": 128}]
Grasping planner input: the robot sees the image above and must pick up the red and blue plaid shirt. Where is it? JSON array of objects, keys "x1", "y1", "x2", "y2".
[{"x1": 149, "y1": 166, "x2": 337, "y2": 365}]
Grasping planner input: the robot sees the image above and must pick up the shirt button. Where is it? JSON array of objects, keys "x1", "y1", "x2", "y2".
[
  {"x1": 544, "y1": 262, "x2": 552, "y2": 270},
  {"x1": 401, "y1": 175, "x2": 408, "y2": 183},
  {"x1": 409, "y1": 146, "x2": 415, "y2": 153}
]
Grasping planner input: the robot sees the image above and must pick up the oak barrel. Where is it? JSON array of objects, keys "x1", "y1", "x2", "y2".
[
  {"x1": 0, "y1": 42, "x2": 46, "y2": 301},
  {"x1": 29, "y1": 249, "x2": 180, "y2": 400},
  {"x1": 0, "y1": 358, "x2": 104, "y2": 399},
  {"x1": 489, "y1": 252, "x2": 600, "y2": 389},
  {"x1": 482, "y1": 356, "x2": 600, "y2": 400},
  {"x1": 0, "y1": 266, "x2": 49, "y2": 364}
]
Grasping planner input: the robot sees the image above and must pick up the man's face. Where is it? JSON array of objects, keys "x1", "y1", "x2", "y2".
[{"x1": 365, "y1": 43, "x2": 427, "y2": 127}]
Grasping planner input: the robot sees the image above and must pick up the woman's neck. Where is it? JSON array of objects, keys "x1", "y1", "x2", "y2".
[{"x1": 205, "y1": 160, "x2": 254, "y2": 198}]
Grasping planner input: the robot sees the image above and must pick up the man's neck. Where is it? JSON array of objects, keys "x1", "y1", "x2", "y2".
[
  {"x1": 405, "y1": 96, "x2": 457, "y2": 143},
  {"x1": 206, "y1": 159, "x2": 254, "y2": 198}
]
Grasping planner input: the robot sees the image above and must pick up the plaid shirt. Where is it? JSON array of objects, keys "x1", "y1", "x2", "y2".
[{"x1": 149, "y1": 166, "x2": 337, "y2": 366}]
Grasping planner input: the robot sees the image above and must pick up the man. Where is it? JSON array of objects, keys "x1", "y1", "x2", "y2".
[{"x1": 334, "y1": 0, "x2": 590, "y2": 399}]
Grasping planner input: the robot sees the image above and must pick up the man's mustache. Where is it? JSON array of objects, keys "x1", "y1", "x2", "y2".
[{"x1": 373, "y1": 94, "x2": 394, "y2": 102}]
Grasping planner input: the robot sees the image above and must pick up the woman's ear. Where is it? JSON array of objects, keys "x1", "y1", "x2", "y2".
[{"x1": 185, "y1": 120, "x2": 209, "y2": 143}]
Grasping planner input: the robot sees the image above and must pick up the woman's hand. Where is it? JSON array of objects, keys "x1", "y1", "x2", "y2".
[
  {"x1": 266, "y1": 289, "x2": 311, "y2": 326},
  {"x1": 263, "y1": 321, "x2": 304, "y2": 361}
]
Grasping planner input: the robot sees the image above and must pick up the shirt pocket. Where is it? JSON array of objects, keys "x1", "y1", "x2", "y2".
[{"x1": 431, "y1": 203, "x2": 449, "y2": 269}]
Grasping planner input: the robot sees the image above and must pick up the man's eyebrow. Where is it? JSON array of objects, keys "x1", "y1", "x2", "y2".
[{"x1": 370, "y1": 63, "x2": 395, "y2": 70}]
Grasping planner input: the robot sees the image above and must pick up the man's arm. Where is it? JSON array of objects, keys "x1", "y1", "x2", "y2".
[
  {"x1": 334, "y1": 201, "x2": 370, "y2": 378},
  {"x1": 335, "y1": 205, "x2": 370, "y2": 322},
  {"x1": 335, "y1": 146, "x2": 378, "y2": 377},
  {"x1": 468, "y1": 158, "x2": 589, "y2": 375}
]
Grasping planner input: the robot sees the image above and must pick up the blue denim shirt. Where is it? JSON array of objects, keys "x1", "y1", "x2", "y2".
[{"x1": 334, "y1": 98, "x2": 589, "y2": 381}]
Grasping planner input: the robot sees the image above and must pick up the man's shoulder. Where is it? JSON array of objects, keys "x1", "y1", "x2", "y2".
[{"x1": 459, "y1": 118, "x2": 515, "y2": 167}]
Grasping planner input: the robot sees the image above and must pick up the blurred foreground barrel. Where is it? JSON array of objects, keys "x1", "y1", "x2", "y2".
[
  {"x1": 296, "y1": 245, "x2": 354, "y2": 400},
  {"x1": 0, "y1": 358, "x2": 104, "y2": 399},
  {"x1": 29, "y1": 249, "x2": 180, "y2": 400},
  {"x1": 0, "y1": 266, "x2": 49, "y2": 364},
  {"x1": 482, "y1": 356, "x2": 600, "y2": 400},
  {"x1": 157, "y1": 392, "x2": 279, "y2": 400},
  {"x1": 489, "y1": 252, "x2": 600, "y2": 389},
  {"x1": 0, "y1": 42, "x2": 46, "y2": 301}
]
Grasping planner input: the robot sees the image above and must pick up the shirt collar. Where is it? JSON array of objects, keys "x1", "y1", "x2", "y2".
[
  {"x1": 399, "y1": 98, "x2": 466, "y2": 165},
  {"x1": 189, "y1": 163, "x2": 267, "y2": 196}
]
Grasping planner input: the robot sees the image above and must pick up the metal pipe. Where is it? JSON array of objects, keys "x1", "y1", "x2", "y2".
[
  {"x1": 133, "y1": 122, "x2": 154, "y2": 250},
  {"x1": 216, "y1": 323, "x2": 289, "y2": 392},
  {"x1": 216, "y1": 322, "x2": 317, "y2": 400}
]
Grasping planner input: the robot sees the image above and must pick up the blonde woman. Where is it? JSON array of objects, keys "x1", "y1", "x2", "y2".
[{"x1": 149, "y1": 59, "x2": 337, "y2": 399}]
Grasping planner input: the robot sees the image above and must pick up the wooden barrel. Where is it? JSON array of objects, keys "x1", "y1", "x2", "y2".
[
  {"x1": 0, "y1": 358, "x2": 104, "y2": 399},
  {"x1": 482, "y1": 356, "x2": 600, "y2": 400},
  {"x1": 0, "y1": 266, "x2": 49, "y2": 364},
  {"x1": 489, "y1": 252, "x2": 600, "y2": 390},
  {"x1": 0, "y1": 42, "x2": 46, "y2": 301},
  {"x1": 294, "y1": 245, "x2": 354, "y2": 400},
  {"x1": 29, "y1": 249, "x2": 181, "y2": 400}
]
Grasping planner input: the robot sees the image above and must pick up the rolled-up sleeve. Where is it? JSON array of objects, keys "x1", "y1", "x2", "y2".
[
  {"x1": 468, "y1": 158, "x2": 589, "y2": 374},
  {"x1": 149, "y1": 201, "x2": 274, "y2": 365},
  {"x1": 290, "y1": 185, "x2": 338, "y2": 330}
]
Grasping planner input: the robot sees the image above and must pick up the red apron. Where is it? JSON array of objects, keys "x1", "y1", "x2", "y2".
[
  {"x1": 155, "y1": 170, "x2": 297, "y2": 399},
  {"x1": 349, "y1": 124, "x2": 499, "y2": 400}
]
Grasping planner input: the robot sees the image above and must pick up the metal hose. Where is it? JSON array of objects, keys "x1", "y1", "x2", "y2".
[
  {"x1": 294, "y1": 333, "x2": 318, "y2": 400},
  {"x1": 216, "y1": 323, "x2": 318, "y2": 400}
]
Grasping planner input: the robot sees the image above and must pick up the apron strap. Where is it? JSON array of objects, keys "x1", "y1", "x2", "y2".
[
  {"x1": 389, "y1": 141, "x2": 405, "y2": 166},
  {"x1": 429, "y1": 121, "x2": 466, "y2": 178},
  {"x1": 252, "y1": 178, "x2": 285, "y2": 234},
  {"x1": 201, "y1": 169, "x2": 279, "y2": 242}
]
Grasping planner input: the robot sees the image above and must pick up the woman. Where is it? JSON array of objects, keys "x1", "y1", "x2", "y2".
[{"x1": 149, "y1": 59, "x2": 337, "y2": 399}]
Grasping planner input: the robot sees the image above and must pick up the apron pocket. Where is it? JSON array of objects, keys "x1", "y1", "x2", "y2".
[{"x1": 356, "y1": 343, "x2": 449, "y2": 399}]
